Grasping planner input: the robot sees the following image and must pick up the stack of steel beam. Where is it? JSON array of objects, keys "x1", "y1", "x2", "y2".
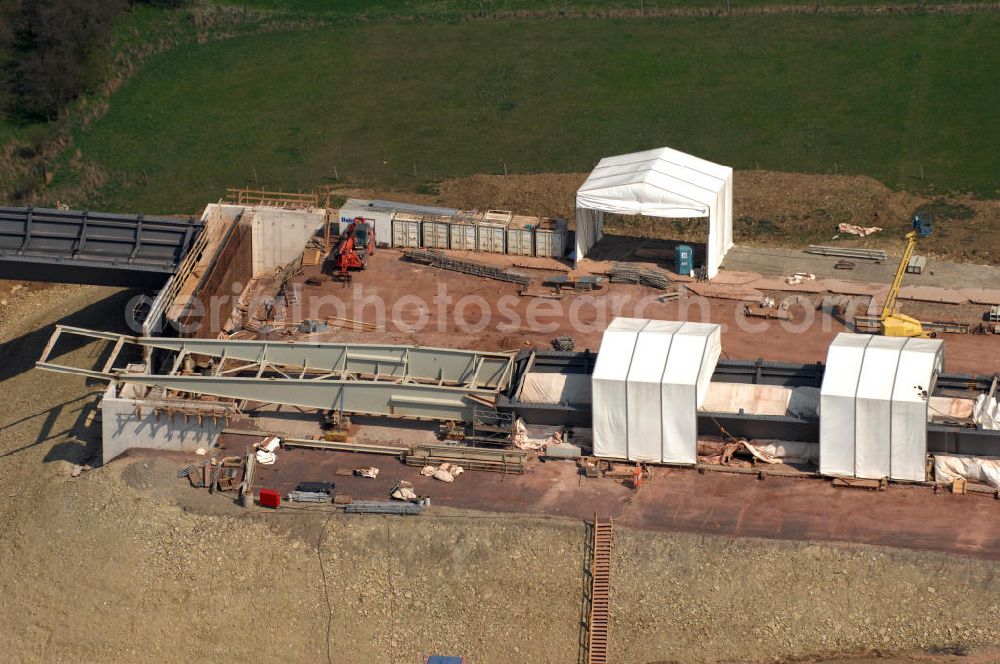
[
  {"x1": 403, "y1": 248, "x2": 531, "y2": 286},
  {"x1": 607, "y1": 262, "x2": 671, "y2": 289}
]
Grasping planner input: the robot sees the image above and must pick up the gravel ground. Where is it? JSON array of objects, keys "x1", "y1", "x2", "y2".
[
  {"x1": 1, "y1": 282, "x2": 999, "y2": 664},
  {"x1": 612, "y1": 530, "x2": 1000, "y2": 663}
]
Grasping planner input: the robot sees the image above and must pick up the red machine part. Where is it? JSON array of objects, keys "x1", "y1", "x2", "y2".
[
  {"x1": 329, "y1": 217, "x2": 375, "y2": 278},
  {"x1": 258, "y1": 488, "x2": 281, "y2": 509}
]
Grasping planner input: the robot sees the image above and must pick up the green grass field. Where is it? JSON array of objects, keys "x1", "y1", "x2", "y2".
[
  {"x1": 69, "y1": 12, "x2": 1000, "y2": 213},
  {"x1": 218, "y1": 0, "x2": 987, "y2": 16}
]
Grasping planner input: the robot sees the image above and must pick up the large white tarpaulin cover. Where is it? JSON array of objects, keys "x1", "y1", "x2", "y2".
[
  {"x1": 574, "y1": 147, "x2": 733, "y2": 279},
  {"x1": 819, "y1": 334, "x2": 871, "y2": 478},
  {"x1": 592, "y1": 318, "x2": 648, "y2": 459},
  {"x1": 626, "y1": 320, "x2": 684, "y2": 461},
  {"x1": 890, "y1": 338, "x2": 944, "y2": 481},
  {"x1": 819, "y1": 333, "x2": 943, "y2": 481},
  {"x1": 854, "y1": 337, "x2": 906, "y2": 479},
  {"x1": 593, "y1": 318, "x2": 721, "y2": 463}
]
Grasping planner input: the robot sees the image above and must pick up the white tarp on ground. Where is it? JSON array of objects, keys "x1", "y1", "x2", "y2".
[
  {"x1": 574, "y1": 147, "x2": 733, "y2": 279},
  {"x1": 592, "y1": 318, "x2": 721, "y2": 463},
  {"x1": 819, "y1": 333, "x2": 943, "y2": 482}
]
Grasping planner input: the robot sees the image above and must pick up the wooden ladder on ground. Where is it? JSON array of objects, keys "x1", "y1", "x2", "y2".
[{"x1": 587, "y1": 513, "x2": 613, "y2": 664}]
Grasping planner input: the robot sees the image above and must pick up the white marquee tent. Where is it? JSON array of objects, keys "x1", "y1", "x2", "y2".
[
  {"x1": 574, "y1": 147, "x2": 734, "y2": 279},
  {"x1": 592, "y1": 318, "x2": 721, "y2": 463},
  {"x1": 819, "y1": 333, "x2": 943, "y2": 482}
]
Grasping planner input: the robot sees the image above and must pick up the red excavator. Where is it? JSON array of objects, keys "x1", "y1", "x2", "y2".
[{"x1": 325, "y1": 217, "x2": 375, "y2": 279}]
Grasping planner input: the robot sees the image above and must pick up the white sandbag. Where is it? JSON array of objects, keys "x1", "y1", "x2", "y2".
[
  {"x1": 983, "y1": 464, "x2": 1000, "y2": 488},
  {"x1": 432, "y1": 469, "x2": 455, "y2": 483},
  {"x1": 751, "y1": 439, "x2": 819, "y2": 464},
  {"x1": 255, "y1": 450, "x2": 276, "y2": 465},
  {"x1": 391, "y1": 481, "x2": 417, "y2": 501},
  {"x1": 261, "y1": 436, "x2": 281, "y2": 453},
  {"x1": 974, "y1": 395, "x2": 999, "y2": 430},
  {"x1": 512, "y1": 418, "x2": 558, "y2": 451},
  {"x1": 420, "y1": 465, "x2": 438, "y2": 477},
  {"x1": 934, "y1": 453, "x2": 1000, "y2": 489},
  {"x1": 742, "y1": 442, "x2": 780, "y2": 464},
  {"x1": 392, "y1": 486, "x2": 417, "y2": 500}
]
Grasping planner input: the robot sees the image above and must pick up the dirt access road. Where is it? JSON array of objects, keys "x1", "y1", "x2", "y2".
[{"x1": 2, "y1": 286, "x2": 1000, "y2": 663}]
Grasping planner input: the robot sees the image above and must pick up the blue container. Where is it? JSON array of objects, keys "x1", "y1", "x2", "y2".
[
  {"x1": 675, "y1": 244, "x2": 694, "y2": 276},
  {"x1": 912, "y1": 213, "x2": 932, "y2": 238}
]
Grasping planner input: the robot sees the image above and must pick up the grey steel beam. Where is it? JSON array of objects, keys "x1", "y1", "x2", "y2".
[
  {"x1": 0, "y1": 206, "x2": 203, "y2": 286},
  {"x1": 141, "y1": 337, "x2": 514, "y2": 389},
  {"x1": 106, "y1": 374, "x2": 494, "y2": 421},
  {"x1": 36, "y1": 326, "x2": 513, "y2": 422}
]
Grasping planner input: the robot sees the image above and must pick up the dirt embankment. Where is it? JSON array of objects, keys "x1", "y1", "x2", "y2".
[{"x1": 336, "y1": 170, "x2": 1000, "y2": 265}]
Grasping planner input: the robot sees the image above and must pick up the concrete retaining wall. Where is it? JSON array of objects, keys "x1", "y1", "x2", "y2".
[
  {"x1": 251, "y1": 208, "x2": 325, "y2": 275},
  {"x1": 100, "y1": 383, "x2": 224, "y2": 464}
]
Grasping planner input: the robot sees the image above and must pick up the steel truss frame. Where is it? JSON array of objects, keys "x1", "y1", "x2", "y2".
[{"x1": 37, "y1": 326, "x2": 516, "y2": 421}]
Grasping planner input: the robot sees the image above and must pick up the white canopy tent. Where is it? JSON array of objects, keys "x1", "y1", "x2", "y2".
[
  {"x1": 574, "y1": 147, "x2": 734, "y2": 279},
  {"x1": 819, "y1": 333, "x2": 943, "y2": 482},
  {"x1": 592, "y1": 317, "x2": 721, "y2": 463}
]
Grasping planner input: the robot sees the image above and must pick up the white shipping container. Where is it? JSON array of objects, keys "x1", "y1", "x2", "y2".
[
  {"x1": 391, "y1": 213, "x2": 421, "y2": 248},
  {"x1": 449, "y1": 222, "x2": 477, "y2": 251},
  {"x1": 506, "y1": 226, "x2": 534, "y2": 256},
  {"x1": 477, "y1": 223, "x2": 507, "y2": 253},
  {"x1": 421, "y1": 218, "x2": 450, "y2": 249},
  {"x1": 339, "y1": 198, "x2": 459, "y2": 248},
  {"x1": 534, "y1": 218, "x2": 568, "y2": 258}
]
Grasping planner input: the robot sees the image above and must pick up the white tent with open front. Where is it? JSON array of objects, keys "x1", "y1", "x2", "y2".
[{"x1": 574, "y1": 147, "x2": 734, "y2": 279}]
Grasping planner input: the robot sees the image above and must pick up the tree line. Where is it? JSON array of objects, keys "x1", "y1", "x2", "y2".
[{"x1": 0, "y1": 0, "x2": 185, "y2": 123}]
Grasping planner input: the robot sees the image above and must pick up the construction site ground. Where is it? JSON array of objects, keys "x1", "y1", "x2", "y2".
[
  {"x1": 247, "y1": 247, "x2": 1000, "y2": 375},
  {"x1": 221, "y1": 439, "x2": 1000, "y2": 560},
  {"x1": 5, "y1": 172, "x2": 1000, "y2": 662},
  {"x1": 2, "y1": 285, "x2": 1000, "y2": 662}
]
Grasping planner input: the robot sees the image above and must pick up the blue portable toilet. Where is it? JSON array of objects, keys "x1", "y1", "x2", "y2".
[
  {"x1": 912, "y1": 213, "x2": 932, "y2": 238},
  {"x1": 675, "y1": 244, "x2": 694, "y2": 276},
  {"x1": 427, "y1": 658, "x2": 463, "y2": 664}
]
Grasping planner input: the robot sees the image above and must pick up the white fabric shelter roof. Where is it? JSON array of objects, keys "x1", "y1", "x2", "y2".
[
  {"x1": 592, "y1": 318, "x2": 721, "y2": 463},
  {"x1": 574, "y1": 147, "x2": 733, "y2": 278},
  {"x1": 819, "y1": 333, "x2": 943, "y2": 482}
]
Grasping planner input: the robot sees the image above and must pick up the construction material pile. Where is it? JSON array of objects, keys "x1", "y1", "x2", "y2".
[
  {"x1": 607, "y1": 262, "x2": 672, "y2": 289},
  {"x1": 551, "y1": 335, "x2": 575, "y2": 351},
  {"x1": 403, "y1": 248, "x2": 531, "y2": 286}
]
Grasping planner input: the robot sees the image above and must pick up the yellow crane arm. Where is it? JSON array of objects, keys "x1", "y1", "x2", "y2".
[{"x1": 881, "y1": 231, "x2": 917, "y2": 320}]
